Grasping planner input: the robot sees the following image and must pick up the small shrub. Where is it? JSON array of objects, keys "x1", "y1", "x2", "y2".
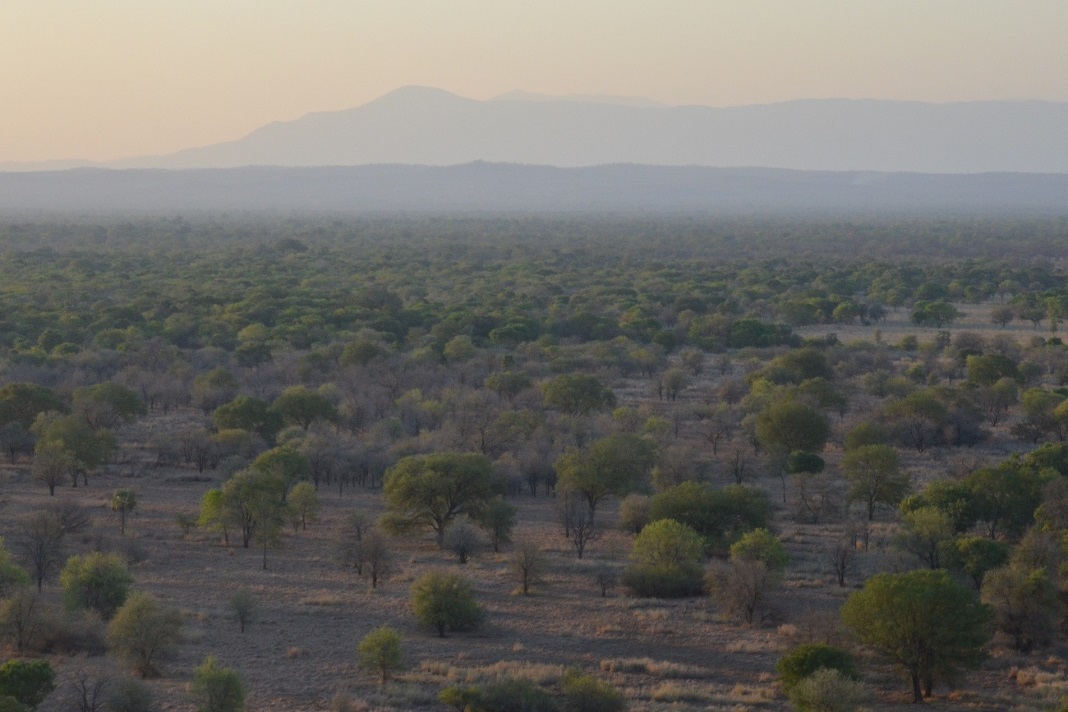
[
  {"x1": 443, "y1": 517, "x2": 485, "y2": 564},
  {"x1": 620, "y1": 566, "x2": 704, "y2": 598},
  {"x1": 60, "y1": 552, "x2": 132, "y2": 620},
  {"x1": 189, "y1": 656, "x2": 244, "y2": 712},
  {"x1": 561, "y1": 669, "x2": 625, "y2": 712},
  {"x1": 410, "y1": 572, "x2": 484, "y2": 637},
  {"x1": 227, "y1": 589, "x2": 258, "y2": 633},
  {"x1": 105, "y1": 676, "x2": 156, "y2": 712},
  {"x1": 617, "y1": 495, "x2": 649, "y2": 535},
  {"x1": 357, "y1": 625, "x2": 404, "y2": 683},
  {"x1": 439, "y1": 685, "x2": 479, "y2": 712},
  {"x1": 106, "y1": 593, "x2": 182, "y2": 678},
  {"x1": 776, "y1": 644, "x2": 859, "y2": 692},
  {"x1": 787, "y1": 668, "x2": 868, "y2": 712},
  {"x1": 0, "y1": 659, "x2": 55, "y2": 710},
  {"x1": 470, "y1": 677, "x2": 558, "y2": 712}
]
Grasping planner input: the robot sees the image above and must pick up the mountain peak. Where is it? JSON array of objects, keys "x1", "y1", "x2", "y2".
[{"x1": 365, "y1": 85, "x2": 470, "y2": 108}]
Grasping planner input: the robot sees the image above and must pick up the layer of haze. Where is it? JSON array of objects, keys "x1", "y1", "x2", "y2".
[{"x1": 3, "y1": 1, "x2": 1067, "y2": 163}]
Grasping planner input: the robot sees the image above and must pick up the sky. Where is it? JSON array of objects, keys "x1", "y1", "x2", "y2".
[{"x1": 3, "y1": 1, "x2": 1067, "y2": 163}]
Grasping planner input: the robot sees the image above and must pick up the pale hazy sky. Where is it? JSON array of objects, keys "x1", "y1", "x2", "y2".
[{"x1": 3, "y1": 1, "x2": 1066, "y2": 163}]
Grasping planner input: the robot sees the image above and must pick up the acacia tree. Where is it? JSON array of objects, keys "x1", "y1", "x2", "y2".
[
  {"x1": 357, "y1": 626, "x2": 405, "y2": 684},
  {"x1": 555, "y1": 434, "x2": 656, "y2": 520},
  {"x1": 32, "y1": 441, "x2": 74, "y2": 496},
  {"x1": 382, "y1": 453, "x2": 501, "y2": 545},
  {"x1": 841, "y1": 570, "x2": 991, "y2": 703},
  {"x1": 510, "y1": 539, "x2": 546, "y2": 596},
  {"x1": 15, "y1": 511, "x2": 65, "y2": 592},
  {"x1": 409, "y1": 572, "x2": 484, "y2": 638},
  {"x1": 107, "y1": 592, "x2": 183, "y2": 679},
  {"x1": 541, "y1": 374, "x2": 616, "y2": 416},
  {"x1": 841, "y1": 445, "x2": 910, "y2": 521},
  {"x1": 111, "y1": 489, "x2": 137, "y2": 535}
]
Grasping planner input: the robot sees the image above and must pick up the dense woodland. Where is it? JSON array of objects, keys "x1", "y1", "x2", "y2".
[{"x1": 3, "y1": 215, "x2": 1068, "y2": 711}]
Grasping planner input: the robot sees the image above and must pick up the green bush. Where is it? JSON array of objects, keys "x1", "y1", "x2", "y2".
[
  {"x1": 60, "y1": 552, "x2": 132, "y2": 620},
  {"x1": 357, "y1": 625, "x2": 404, "y2": 683},
  {"x1": 190, "y1": 656, "x2": 244, "y2": 712},
  {"x1": 620, "y1": 565, "x2": 704, "y2": 598},
  {"x1": 104, "y1": 677, "x2": 156, "y2": 712},
  {"x1": 622, "y1": 519, "x2": 706, "y2": 598},
  {"x1": 729, "y1": 528, "x2": 788, "y2": 571},
  {"x1": 471, "y1": 677, "x2": 558, "y2": 712},
  {"x1": 106, "y1": 592, "x2": 183, "y2": 678},
  {"x1": 649, "y1": 482, "x2": 769, "y2": 553},
  {"x1": 787, "y1": 668, "x2": 868, "y2": 712},
  {"x1": 0, "y1": 538, "x2": 30, "y2": 597},
  {"x1": 776, "y1": 644, "x2": 859, "y2": 692},
  {"x1": 410, "y1": 572, "x2": 484, "y2": 637},
  {"x1": 561, "y1": 669, "x2": 626, "y2": 712},
  {"x1": 0, "y1": 659, "x2": 55, "y2": 710}
]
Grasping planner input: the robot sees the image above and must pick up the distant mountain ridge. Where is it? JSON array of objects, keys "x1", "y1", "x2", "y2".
[
  {"x1": 2, "y1": 163, "x2": 1067, "y2": 215},
  {"x1": 4, "y1": 87, "x2": 1067, "y2": 174}
]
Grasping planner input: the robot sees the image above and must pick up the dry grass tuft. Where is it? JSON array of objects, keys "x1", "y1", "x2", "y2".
[
  {"x1": 650, "y1": 681, "x2": 710, "y2": 703},
  {"x1": 599, "y1": 657, "x2": 709, "y2": 679},
  {"x1": 299, "y1": 592, "x2": 346, "y2": 606}
]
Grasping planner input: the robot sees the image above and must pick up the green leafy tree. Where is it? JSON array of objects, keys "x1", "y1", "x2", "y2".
[
  {"x1": 560, "y1": 669, "x2": 626, "y2": 712},
  {"x1": 963, "y1": 461, "x2": 1046, "y2": 540},
  {"x1": 60, "y1": 552, "x2": 133, "y2": 620},
  {"x1": 541, "y1": 374, "x2": 616, "y2": 416},
  {"x1": 896, "y1": 506, "x2": 955, "y2": 569},
  {"x1": 649, "y1": 482, "x2": 770, "y2": 553},
  {"x1": 383, "y1": 453, "x2": 502, "y2": 545},
  {"x1": 981, "y1": 565, "x2": 1064, "y2": 652},
  {"x1": 476, "y1": 497, "x2": 517, "y2": 553},
  {"x1": 787, "y1": 668, "x2": 868, "y2": 712},
  {"x1": 14, "y1": 511, "x2": 65, "y2": 591},
  {"x1": 776, "y1": 643, "x2": 859, "y2": 692},
  {"x1": 228, "y1": 589, "x2": 258, "y2": 633},
  {"x1": 0, "y1": 538, "x2": 29, "y2": 597},
  {"x1": 106, "y1": 592, "x2": 183, "y2": 678},
  {"x1": 883, "y1": 390, "x2": 949, "y2": 452},
  {"x1": 357, "y1": 625, "x2": 405, "y2": 683},
  {"x1": 30, "y1": 441, "x2": 73, "y2": 496},
  {"x1": 729, "y1": 528, "x2": 788, "y2": 571},
  {"x1": 286, "y1": 481, "x2": 321, "y2": 532},
  {"x1": 212, "y1": 396, "x2": 283, "y2": 445},
  {"x1": 219, "y1": 468, "x2": 288, "y2": 551},
  {"x1": 841, "y1": 569, "x2": 991, "y2": 702},
  {"x1": 272, "y1": 386, "x2": 338, "y2": 430},
  {"x1": 555, "y1": 434, "x2": 656, "y2": 519},
  {"x1": 0, "y1": 659, "x2": 55, "y2": 710},
  {"x1": 622, "y1": 519, "x2": 705, "y2": 598},
  {"x1": 911, "y1": 300, "x2": 961, "y2": 328},
  {"x1": 900, "y1": 479, "x2": 979, "y2": 533},
  {"x1": 409, "y1": 572, "x2": 484, "y2": 637},
  {"x1": 0, "y1": 384, "x2": 66, "y2": 431},
  {"x1": 197, "y1": 489, "x2": 232, "y2": 546},
  {"x1": 190, "y1": 656, "x2": 244, "y2": 712},
  {"x1": 250, "y1": 446, "x2": 310, "y2": 488},
  {"x1": 754, "y1": 400, "x2": 829, "y2": 455},
  {"x1": 943, "y1": 536, "x2": 1010, "y2": 589},
  {"x1": 111, "y1": 489, "x2": 137, "y2": 535},
  {"x1": 32, "y1": 413, "x2": 114, "y2": 485},
  {"x1": 73, "y1": 382, "x2": 146, "y2": 429},
  {"x1": 841, "y1": 444, "x2": 910, "y2": 520}
]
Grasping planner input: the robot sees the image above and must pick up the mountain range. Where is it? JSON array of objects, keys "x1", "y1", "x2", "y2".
[{"x1": 5, "y1": 86, "x2": 1068, "y2": 174}]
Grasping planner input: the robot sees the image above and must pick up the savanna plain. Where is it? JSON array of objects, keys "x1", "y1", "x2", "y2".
[{"x1": 2, "y1": 216, "x2": 1068, "y2": 712}]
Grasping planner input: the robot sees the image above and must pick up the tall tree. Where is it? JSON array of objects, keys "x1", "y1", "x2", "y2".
[
  {"x1": 841, "y1": 570, "x2": 991, "y2": 703},
  {"x1": 382, "y1": 453, "x2": 502, "y2": 545}
]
